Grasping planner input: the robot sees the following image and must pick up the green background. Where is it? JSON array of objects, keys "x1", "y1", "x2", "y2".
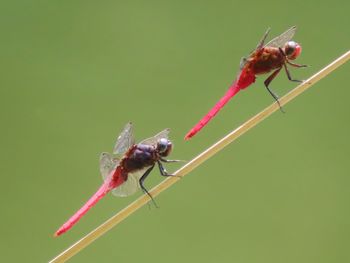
[{"x1": 1, "y1": 1, "x2": 349, "y2": 262}]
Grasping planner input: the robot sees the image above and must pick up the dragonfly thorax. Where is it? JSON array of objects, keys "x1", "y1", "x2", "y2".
[{"x1": 122, "y1": 144, "x2": 156, "y2": 172}]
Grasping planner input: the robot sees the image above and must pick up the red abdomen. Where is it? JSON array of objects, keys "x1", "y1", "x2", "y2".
[{"x1": 111, "y1": 166, "x2": 127, "y2": 188}]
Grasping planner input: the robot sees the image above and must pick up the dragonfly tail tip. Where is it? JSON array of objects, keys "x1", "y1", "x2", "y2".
[
  {"x1": 54, "y1": 229, "x2": 64, "y2": 237},
  {"x1": 184, "y1": 134, "x2": 192, "y2": 140}
]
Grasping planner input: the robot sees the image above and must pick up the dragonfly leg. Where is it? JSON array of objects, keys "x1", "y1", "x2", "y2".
[
  {"x1": 286, "y1": 60, "x2": 308, "y2": 68},
  {"x1": 283, "y1": 63, "x2": 303, "y2": 83},
  {"x1": 157, "y1": 161, "x2": 181, "y2": 178},
  {"x1": 256, "y1": 27, "x2": 271, "y2": 50},
  {"x1": 139, "y1": 165, "x2": 159, "y2": 208},
  {"x1": 264, "y1": 68, "x2": 285, "y2": 113}
]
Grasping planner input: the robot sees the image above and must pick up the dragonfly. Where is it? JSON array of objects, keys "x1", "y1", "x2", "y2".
[
  {"x1": 55, "y1": 123, "x2": 179, "y2": 236},
  {"x1": 184, "y1": 26, "x2": 307, "y2": 140}
]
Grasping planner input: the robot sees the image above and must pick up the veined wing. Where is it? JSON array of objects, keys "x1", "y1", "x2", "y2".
[
  {"x1": 265, "y1": 26, "x2": 297, "y2": 48},
  {"x1": 99, "y1": 152, "x2": 119, "y2": 182},
  {"x1": 111, "y1": 167, "x2": 149, "y2": 197},
  {"x1": 139, "y1": 128, "x2": 170, "y2": 146},
  {"x1": 113, "y1": 122, "x2": 135, "y2": 155}
]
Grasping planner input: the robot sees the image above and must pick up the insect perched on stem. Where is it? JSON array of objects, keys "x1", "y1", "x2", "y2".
[
  {"x1": 55, "y1": 123, "x2": 180, "y2": 236},
  {"x1": 185, "y1": 26, "x2": 307, "y2": 140}
]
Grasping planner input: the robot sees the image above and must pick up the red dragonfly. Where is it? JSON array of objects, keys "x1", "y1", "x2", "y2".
[
  {"x1": 55, "y1": 123, "x2": 179, "y2": 236},
  {"x1": 185, "y1": 26, "x2": 307, "y2": 140}
]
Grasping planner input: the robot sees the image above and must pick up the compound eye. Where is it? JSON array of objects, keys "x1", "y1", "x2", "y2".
[
  {"x1": 157, "y1": 138, "x2": 173, "y2": 157},
  {"x1": 157, "y1": 138, "x2": 169, "y2": 153},
  {"x1": 285, "y1": 41, "x2": 296, "y2": 56},
  {"x1": 285, "y1": 41, "x2": 301, "y2": 60}
]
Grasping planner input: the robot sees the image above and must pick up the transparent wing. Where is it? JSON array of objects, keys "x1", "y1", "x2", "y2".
[
  {"x1": 139, "y1": 128, "x2": 170, "y2": 146},
  {"x1": 113, "y1": 122, "x2": 135, "y2": 155},
  {"x1": 265, "y1": 26, "x2": 297, "y2": 48},
  {"x1": 111, "y1": 167, "x2": 149, "y2": 197},
  {"x1": 239, "y1": 57, "x2": 248, "y2": 70},
  {"x1": 256, "y1": 27, "x2": 270, "y2": 50},
  {"x1": 99, "y1": 152, "x2": 119, "y2": 182}
]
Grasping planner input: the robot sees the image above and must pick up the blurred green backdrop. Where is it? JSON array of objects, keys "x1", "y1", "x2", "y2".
[{"x1": 0, "y1": 0, "x2": 349, "y2": 262}]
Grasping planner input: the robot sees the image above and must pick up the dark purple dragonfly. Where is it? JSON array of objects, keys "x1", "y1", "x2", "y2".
[{"x1": 55, "y1": 123, "x2": 179, "y2": 236}]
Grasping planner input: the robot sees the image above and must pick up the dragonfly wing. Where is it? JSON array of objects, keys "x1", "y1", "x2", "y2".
[
  {"x1": 111, "y1": 168, "x2": 149, "y2": 197},
  {"x1": 265, "y1": 26, "x2": 297, "y2": 48},
  {"x1": 113, "y1": 122, "x2": 135, "y2": 155},
  {"x1": 99, "y1": 152, "x2": 119, "y2": 182},
  {"x1": 256, "y1": 27, "x2": 271, "y2": 50},
  {"x1": 239, "y1": 57, "x2": 248, "y2": 70},
  {"x1": 139, "y1": 128, "x2": 170, "y2": 146}
]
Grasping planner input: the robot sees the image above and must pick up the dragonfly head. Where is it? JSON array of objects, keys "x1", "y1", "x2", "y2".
[
  {"x1": 156, "y1": 138, "x2": 173, "y2": 157},
  {"x1": 284, "y1": 41, "x2": 302, "y2": 60}
]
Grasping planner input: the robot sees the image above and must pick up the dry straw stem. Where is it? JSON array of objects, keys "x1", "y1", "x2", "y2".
[{"x1": 50, "y1": 50, "x2": 350, "y2": 263}]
